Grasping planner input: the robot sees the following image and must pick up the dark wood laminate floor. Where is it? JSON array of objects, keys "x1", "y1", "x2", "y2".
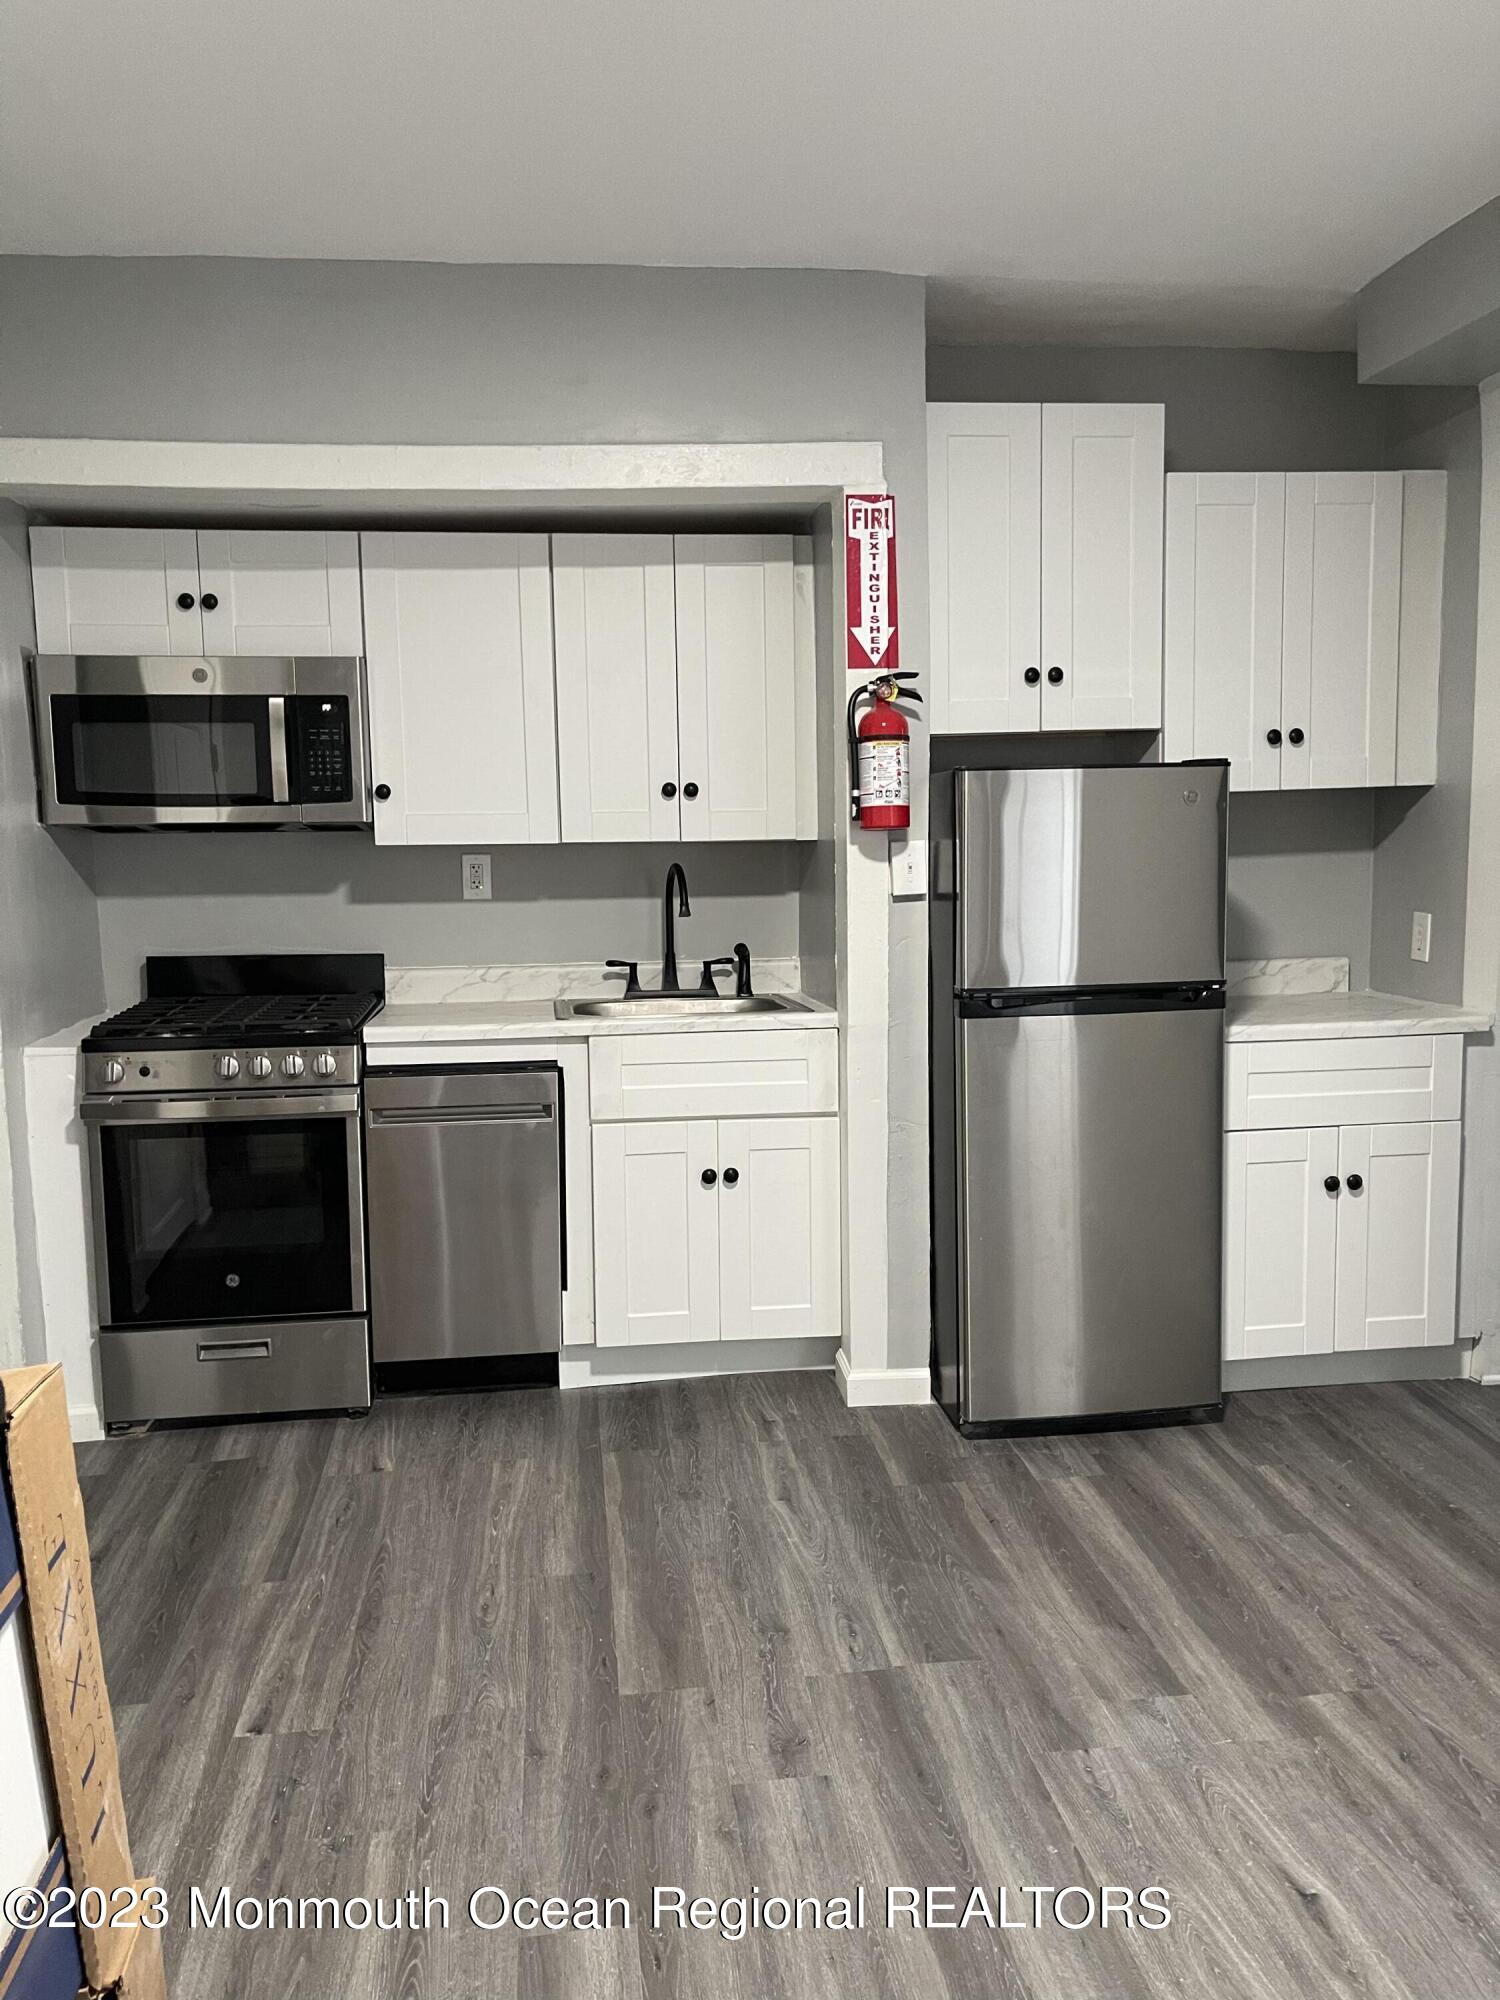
[{"x1": 77, "y1": 1375, "x2": 1500, "y2": 2000}]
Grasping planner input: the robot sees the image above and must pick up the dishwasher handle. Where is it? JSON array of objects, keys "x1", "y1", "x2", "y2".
[{"x1": 369, "y1": 1102, "x2": 554, "y2": 1127}]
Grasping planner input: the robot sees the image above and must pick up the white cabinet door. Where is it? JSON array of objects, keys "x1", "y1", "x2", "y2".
[
  {"x1": 674, "y1": 535, "x2": 798, "y2": 839},
  {"x1": 1164, "y1": 473, "x2": 1285, "y2": 791},
  {"x1": 1040, "y1": 404, "x2": 1164, "y2": 731},
  {"x1": 1224, "y1": 1126, "x2": 1339, "y2": 1360},
  {"x1": 716, "y1": 1117, "x2": 839, "y2": 1341},
  {"x1": 30, "y1": 526, "x2": 202, "y2": 654},
  {"x1": 1334, "y1": 1122, "x2": 1460, "y2": 1351},
  {"x1": 360, "y1": 531, "x2": 559, "y2": 846},
  {"x1": 553, "y1": 534, "x2": 680, "y2": 842},
  {"x1": 197, "y1": 530, "x2": 363, "y2": 655},
  {"x1": 1281, "y1": 472, "x2": 1401, "y2": 789},
  {"x1": 592, "y1": 1121, "x2": 721, "y2": 1347},
  {"x1": 926, "y1": 404, "x2": 1043, "y2": 732}
]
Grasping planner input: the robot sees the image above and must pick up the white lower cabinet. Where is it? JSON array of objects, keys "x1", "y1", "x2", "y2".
[
  {"x1": 592, "y1": 1121, "x2": 721, "y2": 1346},
  {"x1": 592, "y1": 1108, "x2": 840, "y2": 1349},
  {"x1": 1225, "y1": 1116, "x2": 1460, "y2": 1361}
]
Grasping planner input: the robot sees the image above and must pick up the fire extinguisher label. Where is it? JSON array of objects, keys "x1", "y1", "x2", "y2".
[{"x1": 859, "y1": 737, "x2": 908, "y2": 807}]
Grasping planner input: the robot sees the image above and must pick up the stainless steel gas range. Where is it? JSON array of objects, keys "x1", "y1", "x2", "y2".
[{"x1": 81, "y1": 953, "x2": 385, "y2": 1430}]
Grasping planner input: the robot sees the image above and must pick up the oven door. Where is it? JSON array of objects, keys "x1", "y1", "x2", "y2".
[{"x1": 82, "y1": 1091, "x2": 366, "y2": 1330}]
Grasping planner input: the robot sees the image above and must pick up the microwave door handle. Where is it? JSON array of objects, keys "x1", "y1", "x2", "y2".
[{"x1": 267, "y1": 696, "x2": 291, "y2": 805}]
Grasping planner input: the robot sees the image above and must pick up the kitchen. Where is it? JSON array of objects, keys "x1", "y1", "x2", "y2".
[{"x1": 1, "y1": 11, "x2": 1499, "y2": 1998}]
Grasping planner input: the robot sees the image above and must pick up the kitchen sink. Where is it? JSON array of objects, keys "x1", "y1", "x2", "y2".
[{"x1": 554, "y1": 993, "x2": 811, "y2": 1020}]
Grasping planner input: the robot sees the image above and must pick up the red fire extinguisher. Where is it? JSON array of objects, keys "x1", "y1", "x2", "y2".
[{"x1": 848, "y1": 671, "x2": 922, "y2": 828}]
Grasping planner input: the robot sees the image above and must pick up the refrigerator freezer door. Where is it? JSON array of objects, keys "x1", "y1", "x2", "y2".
[
  {"x1": 957, "y1": 1001, "x2": 1222, "y2": 1425},
  {"x1": 955, "y1": 764, "x2": 1226, "y2": 992}
]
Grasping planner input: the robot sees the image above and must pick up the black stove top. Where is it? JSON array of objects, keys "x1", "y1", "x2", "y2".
[
  {"x1": 83, "y1": 951, "x2": 386, "y2": 1053},
  {"x1": 84, "y1": 991, "x2": 382, "y2": 1051}
]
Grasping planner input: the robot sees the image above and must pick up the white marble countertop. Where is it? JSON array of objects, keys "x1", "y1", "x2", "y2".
[
  {"x1": 1225, "y1": 991, "x2": 1493, "y2": 1042},
  {"x1": 362, "y1": 993, "x2": 838, "y2": 1046}
]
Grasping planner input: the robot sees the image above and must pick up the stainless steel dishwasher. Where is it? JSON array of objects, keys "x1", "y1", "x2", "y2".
[{"x1": 364, "y1": 1065, "x2": 562, "y2": 1365}]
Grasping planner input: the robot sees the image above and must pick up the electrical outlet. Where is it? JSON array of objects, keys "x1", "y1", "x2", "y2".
[
  {"x1": 462, "y1": 853, "x2": 492, "y2": 901},
  {"x1": 1410, "y1": 910, "x2": 1432, "y2": 963}
]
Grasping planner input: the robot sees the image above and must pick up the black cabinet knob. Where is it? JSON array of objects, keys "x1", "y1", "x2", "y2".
[
  {"x1": 200, "y1": 592, "x2": 219, "y2": 611},
  {"x1": 1324, "y1": 1175, "x2": 1340, "y2": 1194},
  {"x1": 1288, "y1": 728, "x2": 1305, "y2": 746},
  {"x1": 1047, "y1": 667, "x2": 1064, "y2": 685},
  {"x1": 661, "y1": 781, "x2": 678, "y2": 799},
  {"x1": 1267, "y1": 728, "x2": 1283, "y2": 746},
  {"x1": 682, "y1": 782, "x2": 700, "y2": 800},
  {"x1": 176, "y1": 592, "x2": 196, "y2": 610},
  {"x1": 373, "y1": 783, "x2": 392, "y2": 802},
  {"x1": 1345, "y1": 1172, "x2": 1363, "y2": 1193},
  {"x1": 1023, "y1": 667, "x2": 1041, "y2": 686},
  {"x1": 722, "y1": 1167, "x2": 740, "y2": 1187},
  {"x1": 701, "y1": 1168, "x2": 717, "y2": 1188}
]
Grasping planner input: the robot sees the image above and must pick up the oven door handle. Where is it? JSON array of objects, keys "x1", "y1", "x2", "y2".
[{"x1": 82, "y1": 1090, "x2": 361, "y2": 1124}]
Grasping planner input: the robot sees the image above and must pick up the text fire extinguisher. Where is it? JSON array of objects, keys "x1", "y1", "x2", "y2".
[{"x1": 848, "y1": 671, "x2": 922, "y2": 828}]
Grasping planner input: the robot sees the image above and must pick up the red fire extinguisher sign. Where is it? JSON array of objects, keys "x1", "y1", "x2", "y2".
[{"x1": 846, "y1": 493, "x2": 899, "y2": 675}]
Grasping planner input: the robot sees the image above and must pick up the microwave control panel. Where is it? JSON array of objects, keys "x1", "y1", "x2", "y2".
[{"x1": 290, "y1": 697, "x2": 354, "y2": 802}]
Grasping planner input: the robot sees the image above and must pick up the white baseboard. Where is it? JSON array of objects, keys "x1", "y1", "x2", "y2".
[
  {"x1": 559, "y1": 1335, "x2": 838, "y2": 1391},
  {"x1": 836, "y1": 1349, "x2": 931, "y2": 1408},
  {"x1": 69, "y1": 1401, "x2": 105, "y2": 1443}
]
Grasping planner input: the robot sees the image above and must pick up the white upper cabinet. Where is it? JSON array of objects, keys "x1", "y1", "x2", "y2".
[
  {"x1": 197, "y1": 530, "x2": 363, "y2": 656},
  {"x1": 674, "y1": 535, "x2": 800, "y2": 840},
  {"x1": 360, "y1": 531, "x2": 559, "y2": 846},
  {"x1": 1164, "y1": 473, "x2": 1286, "y2": 790},
  {"x1": 927, "y1": 402, "x2": 1163, "y2": 734},
  {"x1": 1039, "y1": 403, "x2": 1165, "y2": 731},
  {"x1": 31, "y1": 527, "x2": 204, "y2": 654},
  {"x1": 553, "y1": 534, "x2": 681, "y2": 843},
  {"x1": 1281, "y1": 471, "x2": 1402, "y2": 789},
  {"x1": 927, "y1": 405, "x2": 1042, "y2": 732},
  {"x1": 31, "y1": 526, "x2": 366, "y2": 659},
  {"x1": 555, "y1": 533, "x2": 812, "y2": 842},
  {"x1": 1165, "y1": 470, "x2": 1444, "y2": 791}
]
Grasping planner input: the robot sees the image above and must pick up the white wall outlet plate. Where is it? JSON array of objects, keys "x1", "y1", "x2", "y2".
[
  {"x1": 889, "y1": 837, "x2": 927, "y2": 900},
  {"x1": 462, "y1": 853, "x2": 492, "y2": 901},
  {"x1": 1411, "y1": 910, "x2": 1432, "y2": 963}
]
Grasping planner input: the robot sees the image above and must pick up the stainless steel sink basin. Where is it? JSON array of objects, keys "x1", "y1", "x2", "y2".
[{"x1": 555, "y1": 993, "x2": 811, "y2": 1020}]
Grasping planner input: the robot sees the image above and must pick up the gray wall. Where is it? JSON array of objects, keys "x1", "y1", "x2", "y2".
[
  {"x1": 1227, "y1": 794, "x2": 1374, "y2": 988},
  {"x1": 1370, "y1": 389, "x2": 1482, "y2": 1002},
  {"x1": 0, "y1": 501, "x2": 105, "y2": 1361},
  {"x1": 0, "y1": 255, "x2": 932, "y2": 1366},
  {"x1": 89, "y1": 837, "x2": 804, "y2": 1009},
  {"x1": 1356, "y1": 197, "x2": 1500, "y2": 386},
  {"x1": 0, "y1": 257, "x2": 923, "y2": 450}
]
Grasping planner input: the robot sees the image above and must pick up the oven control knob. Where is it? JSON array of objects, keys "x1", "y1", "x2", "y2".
[
  {"x1": 281, "y1": 1052, "x2": 306, "y2": 1079},
  {"x1": 103, "y1": 1058, "x2": 125, "y2": 1085},
  {"x1": 215, "y1": 1054, "x2": 241, "y2": 1081},
  {"x1": 312, "y1": 1051, "x2": 339, "y2": 1078},
  {"x1": 248, "y1": 1054, "x2": 273, "y2": 1079}
]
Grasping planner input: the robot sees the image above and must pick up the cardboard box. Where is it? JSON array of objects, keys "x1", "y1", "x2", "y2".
[{"x1": 1, "y1": 1366, "x2": 134, "y2": 1994}]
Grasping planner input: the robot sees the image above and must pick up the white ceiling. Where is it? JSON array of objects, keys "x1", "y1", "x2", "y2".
[{"x1": 4, "y1": 0, "x2": 1499, "y2": 348}]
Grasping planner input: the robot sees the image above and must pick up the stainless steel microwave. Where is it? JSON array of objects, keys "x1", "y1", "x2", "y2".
[{"x1": 29, "y1": 654, "x2": 371, "y2": 828}]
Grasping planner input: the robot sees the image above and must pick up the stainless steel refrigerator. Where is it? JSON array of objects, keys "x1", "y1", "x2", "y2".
[{"x1": 930, "y1": 763, "x2": 1228, "y2": 1435}]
